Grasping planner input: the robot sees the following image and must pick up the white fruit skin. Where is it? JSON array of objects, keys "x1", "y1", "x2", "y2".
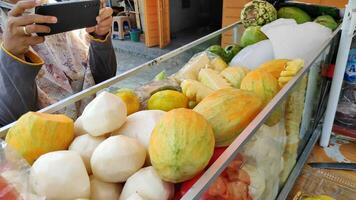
[
  {"x1": 90, "y1": 175, "x2": 122, "y2": 200},
  {"x1": 91, "y1": 135, "x2": 146, "y2": 183},
  {"x1": 125, "y1": 193, "x2": 145, "y2": 200},
  {"x1": 119, "y1": 166, "x2": 174, "y2": 200},
  {"x1": 30, "y1": 151, "x2": 90, "y2": 199},
  {"x1": 69, "y1": 134, "x2": 106, "y2": 174},
  {"x1": 112, "y1": 110, "x2": 166, "y2": 148},
  {"x1": 79, "y1": 91, "x2": 127, "y2": 136}
]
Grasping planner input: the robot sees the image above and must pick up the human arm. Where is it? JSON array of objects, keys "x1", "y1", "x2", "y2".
[
  {"x1": 87, "y1": 5, "x2": 117, "y2": 84},
  {"x1": 0, "y1": 0, "x2": 55, "y2": 126}
]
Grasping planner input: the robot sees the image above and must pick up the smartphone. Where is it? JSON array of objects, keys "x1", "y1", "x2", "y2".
[{"x1": 35, "y1": 0, "x2": 100, "y2": 36}]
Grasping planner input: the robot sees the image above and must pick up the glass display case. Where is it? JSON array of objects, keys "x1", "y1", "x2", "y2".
[{"x1": 0, "y1": 20, "x2": 342, "y2": 199}]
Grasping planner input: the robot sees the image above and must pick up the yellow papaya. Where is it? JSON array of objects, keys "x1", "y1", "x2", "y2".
[{"x1": 5, "y1": 112, "x2": 74, "y2": 164}]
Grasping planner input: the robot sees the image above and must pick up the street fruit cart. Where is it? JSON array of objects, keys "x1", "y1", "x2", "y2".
[{"x1": 0, "y1": 1, "x2": 353, "y2": 200}]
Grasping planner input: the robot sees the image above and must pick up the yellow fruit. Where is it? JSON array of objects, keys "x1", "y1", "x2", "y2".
[
  {"x1": 257, "y1": 59, "x2": 289, "y2": 79},
  {"x1": 5, "y1": 112, "x2": 74, "y2": 164},
  {"x1": 220, "y1": 67, "x2": 249, "y2": 88},
  {"x1": 148, "y1": 90, "x2": 188, "y2": 111},
  {"x1": 181, "y1": 79, "x2": 214, "y2": 103},
  {"x1": 149, "y1": 108, "x2": 215, "y2": 183},
  {"x1": 241, "y1": 70, "x2": 279, "y2": 105},
  {"x1": 198, "y1": 68, "x2": 231, "y2": 90},
  {"x1": 240, "y1": 70, "x2": 281, "y2": 126},
  {"x1": 279, "y1": 59, "x2": 304, "y2": 87},
  {"x1": 210, "y1": 57, "x2": 228, "y2": 72},
  {"x1": 114, "y1": 89, "x2": 140, "y2": 115},
  {"x1": 194, "y1": 88, "x2": 263, "y2": 146}
]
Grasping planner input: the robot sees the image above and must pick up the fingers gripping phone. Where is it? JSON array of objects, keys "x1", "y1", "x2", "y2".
[{"x1": 35, "y1": 0, "x2": 100, "y2": 36}]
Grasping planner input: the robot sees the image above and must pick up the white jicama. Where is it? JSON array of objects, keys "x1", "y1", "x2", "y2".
[
  {"x1": 112, "y1": 110, "x2": 166, "y2": 148},
  {"x1": 91, "y1": 135, "x2": 146, "y2": 183},
  {"x1": 90, "y1": 175, "x2": 122, "y2": 200},
  {"x1": 76, "y1": 91, "x2": 127, "y2": 136},
  {"x1": 30, "y1": 151, "x2": 90, "y2": 199},
  {"x1": 126, "y1": 193, "x2": 146, "y2": 200},
  {"x1": 120, "y1": 166, "x2": 174, "y2": 200},
  {"x1": 69, "y1": 134, "x2": 106, "y2": 174}
]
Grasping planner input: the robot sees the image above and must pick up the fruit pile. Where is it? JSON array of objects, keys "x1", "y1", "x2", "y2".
[{"x1": 1, "y1": 1, "x2": 333, "y2": 200}]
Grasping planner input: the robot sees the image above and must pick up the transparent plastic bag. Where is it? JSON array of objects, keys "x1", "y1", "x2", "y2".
[
  {"x1": 174, "y1": 51, "x2": 228, "y2": 83},
  {"x1": 0, "y1": 140, "x2": 44, "y2": 200}
]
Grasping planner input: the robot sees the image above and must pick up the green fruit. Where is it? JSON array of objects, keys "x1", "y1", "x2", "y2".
[
  {"x1": 207, "y1": 45, "x2": 226, "y2": 59},
  {"x1": 277, "y1": 7, "x2": 311, "y2": 24},
  {"x1": 314, "y1": 15, "x2": 338, "y2": 31},
  {"x1": 154, "y1": 71, "x2": 167, "y2": 81},
  {"x1": 241, "y1": 0, "x2": 277, "y2": 28},
  {"x1": 224, "y1": 44, "x2": 243, "y2": 63},
  {"x1": 240, "y1": 26, "x2": 268, "y2": 48}
]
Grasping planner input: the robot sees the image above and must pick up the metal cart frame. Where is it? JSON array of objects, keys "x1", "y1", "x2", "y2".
[{"x1": 0, "y1": 18, "x2": 343, "y2": 200}]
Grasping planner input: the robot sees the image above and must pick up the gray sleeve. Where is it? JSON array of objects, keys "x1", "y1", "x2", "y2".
[
  {"x1": 0, "y1": 48, "x2": 41, "y2": 126},
  {"x1": 89, "y1": 37, "x2": 117, "y2": 84}
]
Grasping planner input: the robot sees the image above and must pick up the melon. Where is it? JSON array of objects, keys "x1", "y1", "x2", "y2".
[
  {"x1": 68, "y1": 134, "x2": 106, "y2": 174},
  {"x1": 194, "y1": 88, "x2": 263, "y2": 147},
  {"x1": 76, "y1": 91, "x2": 127, "y2": 136},
  {"x1": 149, "y1": 108, "x2": 215, "y2": 183},
  {"x1": 91, "y1": 135, "x2": 146, "y2": 183},
  {"x1": 240, "y1": 70, "x2": 281, "y2": 126},
  {"x1": 119, "y1": 167, "x2": 174, "y2": 200},
  {"x1": 5, "y1": 112, "x2": 74, "y2": 164},
  {"x1": 30, "y1": 151, "x2": 90, "y2": 199},
  {"x1": 90, "y1": 175, "x2": 122, "y2": 200},
  {"x1": 241, "y1": 70, "x2": 279, "y2": 105}
]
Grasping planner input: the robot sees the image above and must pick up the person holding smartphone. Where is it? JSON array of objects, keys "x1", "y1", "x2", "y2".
[{"x1": 0, "y1": 0, "x2": 117, "y2": 126}]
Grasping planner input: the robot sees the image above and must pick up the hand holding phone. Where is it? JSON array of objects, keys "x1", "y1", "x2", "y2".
[
  {"x1": 35, "y1": 0, "x2": 100, "y2": 36},
  {"x1": 2, "y1": 0, "x2": 57, "y2": 59},
  {"x1": 85, "y1": 5, "x2": 113, "y2": 39}
]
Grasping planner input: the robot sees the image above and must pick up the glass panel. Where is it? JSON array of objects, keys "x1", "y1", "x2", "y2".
[{"x1": 178, "y1": 29, "x2": 341, "y2": 199}]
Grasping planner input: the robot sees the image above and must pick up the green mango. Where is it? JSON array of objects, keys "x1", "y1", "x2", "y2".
[
  {"x1": 224, "y1": 44, "x2": 243, "y2": 63},
  {"x1": 278, "y1": 7, "x2": 312, "y2": 24},
  {"x1": 240, "y1": 26, "x2": 268, "y2": 48},
  {"x1": 314, "y1": 15, "x2": 338, "y2": 31},
  {"x1": 207, "y1": 45, "x2": 226, "y2": 59}
]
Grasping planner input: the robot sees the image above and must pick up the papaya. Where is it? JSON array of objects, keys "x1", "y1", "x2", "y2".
[{"x1": 6, "y1": 112, "x2": 74, "y2": 164}]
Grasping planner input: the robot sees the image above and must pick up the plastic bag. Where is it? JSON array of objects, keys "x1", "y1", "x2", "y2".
[
  {"x1": 174, "y1": 51, "x2": 228, "y2": 82},
  {"x1": 0, "y1": 140, "x2": 44, "y2": 200},
  {"x1": 261, "y1": 19, "x2": 332, "y2": 64},
  {"x1": 242, "y1": 122, "x2": 287, "y2": 200},
  {"x1": 229, "y1": 40, "x2": 275, "y2": 70}
]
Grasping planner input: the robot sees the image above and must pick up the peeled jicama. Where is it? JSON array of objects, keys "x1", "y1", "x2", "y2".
[
  {"x1": 120, "y1": 167, "x2": 174, "y2": 200},
  {"x1": 126, "y1": 193, "x2": 146, "y2": 200},
  {"x1": 90, "y1": 175, "x2": 122, "y2": 200},
  {"x1": 68, "y1": 134, "x2": 106, "y2": 174},
  {"x1": 30, "y1": 151, "x2": 90, "y2": 199},
  {"x1": 75, "y1": 91, "x2": 127, "y2": 137},
  {"x1": 229, "y1": 40, "x2": 274, "y2": 69},
  {"x1": 112, "y1": 110, "x2": 166, "y2": 148},
  {"x1": 91, "y1": 135, "x2": 146, "y2": 183}
]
